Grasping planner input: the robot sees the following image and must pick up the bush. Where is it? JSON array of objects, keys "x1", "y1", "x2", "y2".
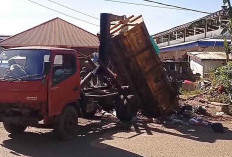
[{"x1": 212, "y1": 62, "x2": 232, "y2": 93}]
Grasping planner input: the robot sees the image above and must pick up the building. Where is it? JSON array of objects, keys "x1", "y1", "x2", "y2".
[
  {"x1": 187, "y1": 51, "x2": 230, "y2": 77},
  {"x1": 0, "y1": 35, "x2": 11, "y2": 53},
  {"x1": 159, "y1": 38, "x2": 227, "y2": 61},
  {"x1": 0, "y1": 35, "x2": 10, "y2": 42},
  {"x1": 0, "y1": 18, "x2": 99, "y2": 55},
  {"x1": 153, "y1": 10, "x2": 229, "y2": 61},
  {"x1": 162, "y1": 60, "x2": 193, "y2": 80}
]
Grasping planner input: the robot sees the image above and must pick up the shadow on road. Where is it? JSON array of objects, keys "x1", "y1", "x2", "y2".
[
  {"x1": 1, "y1": 117, "x2": 141, "y2": 157},
  {"x1": 1, "y1": 116, "x2": 232, "y2": 157},
  {"x1": 130, "y1": 119, "x2": 232, "y2": 143}
]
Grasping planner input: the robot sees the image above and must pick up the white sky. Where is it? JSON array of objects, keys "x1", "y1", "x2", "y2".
[{"x1": 0, "y1": 0, "x2": 223, "y2": 36}]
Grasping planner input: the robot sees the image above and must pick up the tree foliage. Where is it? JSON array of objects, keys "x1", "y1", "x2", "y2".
[
  {"x1": 222, "y1": 0, "x2": 232, "y2": 62},
  {"x1": 214, "y1": 62, "x2": 232, "y2": 91}
]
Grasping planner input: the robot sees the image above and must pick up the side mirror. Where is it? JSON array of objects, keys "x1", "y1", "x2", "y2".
[{"x1": 43, "y1": 62, "x2": 51, "y2": 75}]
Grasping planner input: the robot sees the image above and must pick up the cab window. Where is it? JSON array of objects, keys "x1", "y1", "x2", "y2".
[{"x1": 52, "y1": 54, "x2": 76, "y2": 85}]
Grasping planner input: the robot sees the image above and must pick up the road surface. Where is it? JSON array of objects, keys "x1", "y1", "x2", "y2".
[{"x1": 0, "y1": 116, "x2": 231, "y2": 157}]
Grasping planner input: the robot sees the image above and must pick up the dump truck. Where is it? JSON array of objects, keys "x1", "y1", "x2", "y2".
[{"x1": 0, "y1": 14, "x2": 178, "y2": 140}]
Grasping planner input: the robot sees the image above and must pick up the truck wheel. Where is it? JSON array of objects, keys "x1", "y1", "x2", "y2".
[
  {"x1": 3, "y1": 122, "x2": 27, "y2": 134},
  {"x1": 115, "y1": 95, "x2": 135, "y2": 122},
  {"x1": 81, "y1": 101, "x2": 97, "y2": 118},
  {"x1": 55, "y1": 106, "x2": 78, "y2": 140}
]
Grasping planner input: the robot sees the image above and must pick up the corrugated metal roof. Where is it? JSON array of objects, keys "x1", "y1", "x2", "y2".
[
  {"x1": 153, "y1": 10, "x2": 225, "y2": 38},
  {"x1": 0, "y1": 17, "x2": 99, "y2": 48},
  {"x1": 187, "y1": 51, "x2": 232, "y2": 60}
]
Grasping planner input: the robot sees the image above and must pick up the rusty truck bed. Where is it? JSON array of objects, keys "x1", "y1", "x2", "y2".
[{"x1": 108, "y1": 16, "x2": 178, "y2": 116}]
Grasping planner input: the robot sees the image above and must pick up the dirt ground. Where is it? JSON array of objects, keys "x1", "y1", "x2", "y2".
[{"x1": 0, "y1": 113, "x2": 231, "y2": 157}]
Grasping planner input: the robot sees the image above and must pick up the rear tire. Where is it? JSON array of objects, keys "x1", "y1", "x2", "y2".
[
  {"x1": 81, "y1": 99, "x2": 97, "y2": 118},
  {"x1": 3, "y1": 122, "x2": 27, "y2": 134},
  {"x1": 115, "y1": 95, "x2": 136, "y2": 121},
  {"x1": 54, "y1": 106, "x2": 78, "y2": 140}
]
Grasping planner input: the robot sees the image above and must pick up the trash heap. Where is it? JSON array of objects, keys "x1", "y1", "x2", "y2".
[
  {"x1": 169, "y1": 104, "x2": 209, "y2": 126},
  {"x1": 165, "y1": 104, "x2": 225, "y2": 133},
  {"x1": 170, "y1": 62, "x2": 232, "y2": 133}
]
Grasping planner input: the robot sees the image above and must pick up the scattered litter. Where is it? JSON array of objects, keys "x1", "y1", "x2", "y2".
[
  {"x1": 181, "y1": 104, "x2": 193, "y2": 112},
  {"x1": 189, "y1": 117, "x2": 209, "y2": 126},
  {"x1": 218, "y1": 85, "x2": 225, "y2": 94},
  {"x1": 168, "y1": 104, "x2": 211, "y2": 126},
  {"x1": 189, "y1": 118, "x2": 199, "y2": 125},
  {"x1": 215, "y1": 112, "x2": 224, "y2": 117},
  {"x1": 187, "y1": 129, "x2": 195, "y2": 132},
  {"x1": 183, "y1": 110, "x2": 194, "y2": 118},
  {"x1": 182, "y1": 80, "x2": 196, "y2": 91},
  {"x1": 171, "y1": 118, "x2": 183, "y2": 125},
  {"x1": 199, "y1": 80, "x2": 211, "y2": 90},
  {"x1": 180, "y1": 104, "x2": 194, "y2": 118},
  {"x1": 198, "y1": 99, "x2": 207, "y2": 103},
  {"x1": 196, "y1": 106, "x2": 207, "y2": 115},
  {"x1": 211, "y1": 123, "x2": 224, "y2": 133}
]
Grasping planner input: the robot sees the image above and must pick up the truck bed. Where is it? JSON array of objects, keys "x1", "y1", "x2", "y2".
[{"x1": 108, "y1": 16, "x2": 178, "y2": 116}]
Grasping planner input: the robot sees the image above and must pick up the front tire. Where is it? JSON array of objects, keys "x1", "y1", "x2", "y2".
[
  {"x1": 54, "y1": 106, "x2": 78, "y2": 140},
  {"x1": 3, "y1": 122, "x2": 27, "y2": 134}
]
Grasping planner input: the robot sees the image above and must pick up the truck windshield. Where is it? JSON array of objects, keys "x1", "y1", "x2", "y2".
[{"x1": 0, "y1": 49, "x2": 50, "y2": 81}]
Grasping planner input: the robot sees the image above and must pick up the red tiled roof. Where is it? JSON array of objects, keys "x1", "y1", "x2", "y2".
[{"x1": 0, "y1": 17, "x2": 99, "y2": 48}]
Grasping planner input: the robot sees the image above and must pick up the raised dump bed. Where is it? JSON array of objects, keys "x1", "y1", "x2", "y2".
[{"x1": 108, "y1": 15, "x2": 178, "y2": 116}]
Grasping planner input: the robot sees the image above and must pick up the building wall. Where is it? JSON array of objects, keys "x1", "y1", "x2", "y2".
[
  {"x1": 159, "y1": 50, "x2": 187, "y2": 60},
  {"x1": 203, "y1": 60, "x2": 226, "y2": 74},
  {"x1": 189, "y1": 57, "x2": 226, "y2": 78},
  {"x1": 189, "y1": 59, "x2": 204, "y2": 77},
  {"x1": 159, "y1": 46, "x2": 225, "y2": 61}
]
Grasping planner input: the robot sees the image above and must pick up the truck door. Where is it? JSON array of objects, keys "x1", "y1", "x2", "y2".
[{"x1": 48, "y1": 51, "x2": 80, "y2": 116}]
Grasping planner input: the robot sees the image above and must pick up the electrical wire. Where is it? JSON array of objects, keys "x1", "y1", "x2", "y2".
[
  {"x1": 27, "y1": 0, "x2": 99, "y2": 27},
  {"x1": 47, "y1": 0, "x2": 99, "y2": 20},
  {"x1": 144, "y1": 0, "x2": 211, "y2": 14},
  {"x1": 104, "y1": 0, "x2": 183, "y2": 10}
]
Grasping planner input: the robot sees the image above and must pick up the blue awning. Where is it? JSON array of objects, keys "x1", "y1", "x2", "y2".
[{"x1": 160, "y1": 40, "x2": 225, "y2": 53}]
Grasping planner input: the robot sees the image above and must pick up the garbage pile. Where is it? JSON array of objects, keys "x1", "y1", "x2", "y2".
[
  {"x1": 169, "y1": 104, "x2": 209, "y2": 126},
  {"x1": 163, "y1": 104, "x2": 225, "y2": 133}
]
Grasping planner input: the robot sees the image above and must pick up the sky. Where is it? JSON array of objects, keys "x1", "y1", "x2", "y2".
[{"x1": 0, "y1": 0, "x2": 224, "y2": 36}]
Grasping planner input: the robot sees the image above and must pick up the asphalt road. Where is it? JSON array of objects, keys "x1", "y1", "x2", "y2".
[{"x1": 0, "y1": 116, "x2": 231, "y2": 157}]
